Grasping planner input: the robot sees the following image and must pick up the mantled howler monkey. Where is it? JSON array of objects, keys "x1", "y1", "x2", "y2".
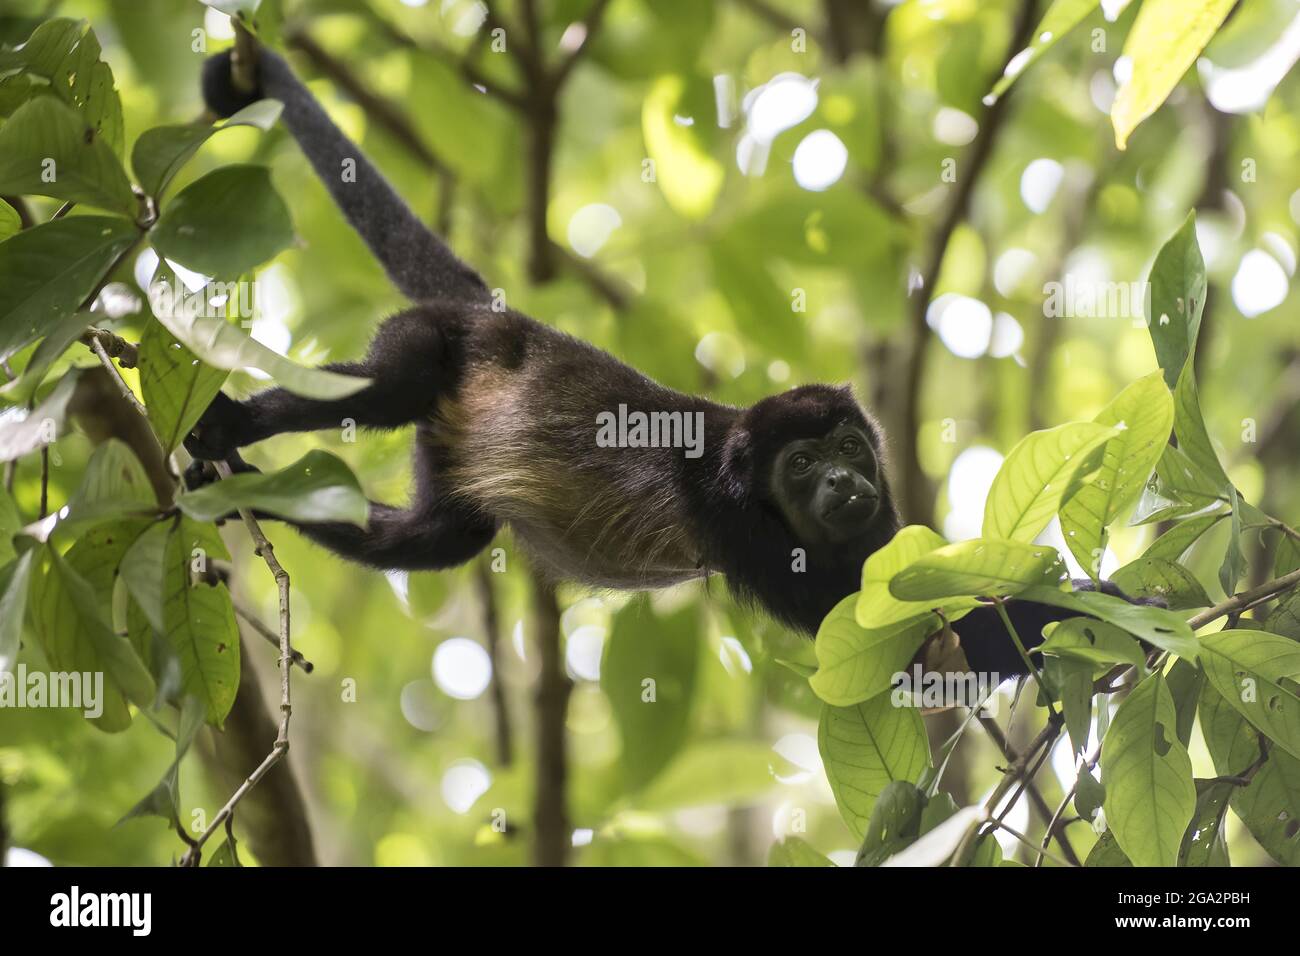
[{"x1": 192, "y1": 45, "x2": 1138, "y2": 682}]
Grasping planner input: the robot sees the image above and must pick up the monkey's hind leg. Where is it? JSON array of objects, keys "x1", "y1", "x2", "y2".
[{"x1": 186, "y1": 308, "x2": 459, "y2": 460}]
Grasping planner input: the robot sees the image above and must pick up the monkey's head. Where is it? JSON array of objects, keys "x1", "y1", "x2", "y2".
[{"x1": 725, "y1": 385, "x2": 896, "y2": 549}]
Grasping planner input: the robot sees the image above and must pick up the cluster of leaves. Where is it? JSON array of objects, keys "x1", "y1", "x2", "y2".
[
  {"x1": 794, "y1": 214, "x2": 1300, "y2": 868},
  {"x1": 0, "y1": 16, "x2": 369, "y2": 853}
]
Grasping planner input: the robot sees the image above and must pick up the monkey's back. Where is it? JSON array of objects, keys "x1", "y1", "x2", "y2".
[{"x1": 430, "y1": 308, "x2": 727, "y2": 588}]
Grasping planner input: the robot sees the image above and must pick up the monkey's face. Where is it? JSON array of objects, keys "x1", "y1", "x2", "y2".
[{"x1": 769, "y1": 422, "x2": 882, "y2": 546}]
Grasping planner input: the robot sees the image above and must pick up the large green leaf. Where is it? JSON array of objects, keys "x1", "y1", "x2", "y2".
[
  {"x1": 1199, "y1": 681, "x2": 1300, "y2": 866},
  {"x1": 0, "y1": 217, "x2": 138, "y2": 360},
  {"x1": 136, "y1": 320, "x2": 228, "y2": 454},
  {"x1": 1059, "y1": 372, "x2": 1174, "y2": 573},
  {"x1": 988, "y1": 0, "x2": 1101, "y2": 100},
  {"x1": 146, "y1": 265, "x2": 368, "y2": 401},
  {"x1": 132, "y1": 100, "x2": 283, "y2": 199},
  {"x1": 0, "y1": 97, "x2": 135, "y2": 215},
  {"x1": 1100, "y1": 673, "x2": 1195, "y2": 867},
  {"x1": 0, "y1": 199, "x2": 19, "y2": 240},
  {"x1": 151, "y1": 165, "x2": 293, "y2": 279},
  {"x1": 1177, "y1": 778, "x2": 1234, "y2": 867},
  {"x1": 0, "y1": 309, "x2": 96, "y2": 404},
  {"x1": 889, "y1": 538, "x2": 1065, "y2": 602},
  {"x1": 601, "y1": 598, "x2": 698, "y2": 791},
  {"x1": 1199, "y1": 628, "x2": 1300, "y2": 759},
  {"x1": 176, "y1": 450, "x2": 368, "y2": 527},
  {"x1": 1112, "y1": 0, "x2": 1238, "y2": 148},
  {"x1": 29, "y1": 544, "x2": 156, "y2": 732},
  {"x1": 983, "y1": 421, "x2": 1116, "y2": 543},
  {"x1": 0, "y1": 19, "x2": 124, "y2": 156},
  {"x1": 159, "y1": 517, "x2": 239, "y2": 725},
  {"x1": 63, "y1": 439, "x2": 159, "y2": 527},
  {"x1": 1017, "y1": 584, "x2": 1198, "y2": 659},
  {"x1": 1140, "y1": 512, "x2": 1225, "y2": 562},
  {"x1": 811, "y1": 594, "x2": 939, "y2": 706},
  {"x1": 1144, "y1": 211, "x2": 1207, "y2": 387},
  {"x1": 819, "y1": 694, "x2": 930, "y2": 839}
]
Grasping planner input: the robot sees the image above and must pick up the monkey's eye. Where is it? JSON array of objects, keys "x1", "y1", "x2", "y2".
[
  {"x1": 790, "y1": 453, "x2": 814, "y2": 475},
  {"x1": 839, "y1": 436, "x2": 862, "y2": 456}
]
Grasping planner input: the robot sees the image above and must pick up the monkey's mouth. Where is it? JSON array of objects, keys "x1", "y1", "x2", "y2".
[{"x1": 823, "y1": 492, "x2": 877, "y2": 523}]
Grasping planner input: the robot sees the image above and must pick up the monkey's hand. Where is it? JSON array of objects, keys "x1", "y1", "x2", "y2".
[{"x1": 185, "y1": 392, "x2": 253, "y2": 461}]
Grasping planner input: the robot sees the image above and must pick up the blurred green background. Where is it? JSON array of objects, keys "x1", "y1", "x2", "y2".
[{"x1": 1, "y1": 0, "x2": 1297, "y2": 866}]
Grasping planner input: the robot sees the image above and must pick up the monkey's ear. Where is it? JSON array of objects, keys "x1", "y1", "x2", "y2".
[{"x1": 721, "y1": 428, "x2": 755, "y2": 498}]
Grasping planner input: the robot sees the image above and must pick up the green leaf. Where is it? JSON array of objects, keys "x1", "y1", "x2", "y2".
[
  {"x1": 811, "y1": 594, "x2": 939, "y2": 706},
  {"x1": 1144, "y1": 211, "x2": 1207, "y2": 387},
  {"x1": 1100, "y1": 673, "x2": 1195, "y2": 867},
  {"x1": 1110, "y1": 557, "x2": 1212, "y2": 611},
  {"x1": 136, "y1": 320, "x2": 228, "y2": 454},
  {"x1": 1173, "y1": 362, "x2": 1230, "y2": 490},
  {"x1": 30, "y1": 544, "x2": 156, "y2": 731},
  {"x1": 0, "y1": 19, "x2": 124, "y2": 157},
  {"x1": 855, "y1": 779, "x2": 927, "y2": 866},
  {"x1": 0, "y1": 550, "x2": 35, "y2": 673},
  {"x1": 1059, "y1": 372, "x2": 1175, "y2": 573},
  {"x1": 159, "y1": 517, "x2": 240, "y2": 725},
  {"x1": 132, "y1": 99, "x2": 283, "y2": 199},
  {"x1": 768, "y1": 837, "x2": 835, "y2": 867},
  {"x1": 119, "y1": 694, "x2": 206, "y2": 832},
  {"x1": 0, "y1": 198, "x2": 19, "y2": 240},
  {"x1": 63, "y1": 439, "x2": 158, "y2": 527},
  {"x1": 857, "y1": 524, "x2": 978, "y2": 628},
  {"x1": 207, "y1": 835, "x2": 244, "y2": 867},
  {"x1": 1112, "y1": 0, "x2": 1238, "y2": 148},
  {"x1": 118, "y1": 520, "x2": 171, "y2": 634},
  {"x1": 0, "y1": 370, "x2": 80, "y2": 462},
  {"x1": 0, "y1": 217, "x2": 137, "y2": 360},
  {"x1": 1055, "y1": 656, "x2": 1094, "y2": 756},
  {"x1": 1017, "y1": 584, "x2": 1198, "y2": 660},
  {"x1": 602, "y1": 598, "x2": 698, "y2": 791},
  {"x1": 1199, "y1": 628, "x2": 1300, "y2": 759},
  {"x1": 0, "y1": 97, "x2": 135, "y2": 215},
  {"x1": 1218, "y1": 485, "x2": 1244, "y2": 595},
  {"x1": 1141, "y1": 512, "x2": 1225, "y2": 562},
  {"x1": 889, "y1": 538, "x2": 1065, "y2": 602},
  {"x1": 0, "y1": 485, "x2": 20, "y2": 565},
  {"x1": 1199, "y1": 681, "x2": 1300, "y2": 866},
  {"x1": 1039, "y1": 616, "x2": 1146, "y2": 669},
  {"x1": 989, "y1": 0, "x2": 1101, "y2": 99},
  {"x1": 0, "y1": 309, "x2": 95, "y2": 404},
  {"x1": 1177, "y1": 778, "x2": 1234, "y2": 867},
  {"x1": 1084, "y1": 828, "x2": 1132, "y2": 866},
  {"x1": 819, "y1": 694, "x2": 930, "y2": 839},
  {"x1": 176, "y1": 449, "x2": 368, "y2": 527},
  {"x1": 146, "y1": 265, "x2": 368, "y2": 400},
  {"x1": 151, "y1": 165, "x2": 293, "y2": 279},
  {"x1": 982, "y1": 421, "x2": 1116, "y2": 543},
  {"x1": 1165, "y1": 656, "x2": 1204, "y2": 748}
]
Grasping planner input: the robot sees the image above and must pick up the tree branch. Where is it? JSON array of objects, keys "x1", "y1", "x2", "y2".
[{"x1": 896, "y1": 0, "x2": 1037, "y2": 523}]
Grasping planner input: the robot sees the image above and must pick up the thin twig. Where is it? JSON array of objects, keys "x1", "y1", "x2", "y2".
[
  {"x1": 233, "y1": 598, "x2": 312, "y2": 673},
  {"x1": 181, "y1": 458, "x2": 294, "y2": 866},
  {"x1": 987, "y1": 819, "x2": 1075, "y2": 869},
  {"x1": 993, "y1": 596, "x2": 1057, "y2": 718},
  {"x1": 978, "y1": 714, "x2": 1080, "y2": 866}
]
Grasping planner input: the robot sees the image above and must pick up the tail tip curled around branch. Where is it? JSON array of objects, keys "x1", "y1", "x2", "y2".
[{"x1": 201, "y1": 49, "x2": 263, "y2": 118}]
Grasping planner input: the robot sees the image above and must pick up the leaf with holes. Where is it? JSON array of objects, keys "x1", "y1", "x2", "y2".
[
  {"x1": 1017, "y1": 584, "x2": 1198, "y2": 660},
  {"x1": 1199, "y1": 629, "x2": 1300, "y2": 760}
]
